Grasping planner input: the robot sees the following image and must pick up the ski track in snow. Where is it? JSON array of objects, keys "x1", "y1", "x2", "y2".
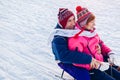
[{"x1": 0, "y1": 0, "x2": 120, "y2": 80}]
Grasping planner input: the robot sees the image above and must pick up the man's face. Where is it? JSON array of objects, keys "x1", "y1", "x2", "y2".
[{"x1": 65, "y1": 16, "x2": 75, "y2": 29}]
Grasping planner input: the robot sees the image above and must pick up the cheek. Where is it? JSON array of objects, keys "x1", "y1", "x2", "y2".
[
  {"x1": 89, "y1": 23, "x2": 94, "y2": 27},
  {"x1": 67, "y1": 23, "x2": 71, "y2": 27},
  {"x1": 88, "y1": 26, "x2": 91, "y2": 29}
]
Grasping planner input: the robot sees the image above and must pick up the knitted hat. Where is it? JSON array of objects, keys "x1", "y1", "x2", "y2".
[
  {"x1": 58, "y1": 8, "x2": 74, "y2": 29},
  {"x1": 76, "y1": 6, "x2": 91, "y2": 28}
]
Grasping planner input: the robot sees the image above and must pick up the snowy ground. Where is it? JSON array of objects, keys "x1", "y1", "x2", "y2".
[{"x1": 0, "y1": 0, "x2": 120, "y2": 80}]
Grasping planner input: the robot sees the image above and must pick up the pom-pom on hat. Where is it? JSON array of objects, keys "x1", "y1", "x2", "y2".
[{"x1": 58, "y1": 8, "x2": 74, "y2": 29}]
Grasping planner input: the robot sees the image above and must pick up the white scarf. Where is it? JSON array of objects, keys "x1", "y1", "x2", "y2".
[{"x1": 48, "y1": 29, "x2": 97, "y2": 47}]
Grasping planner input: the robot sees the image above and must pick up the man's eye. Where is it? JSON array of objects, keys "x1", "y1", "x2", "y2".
[{"x1": 68, "y1": 20, "x2": 71, "y2": 22}]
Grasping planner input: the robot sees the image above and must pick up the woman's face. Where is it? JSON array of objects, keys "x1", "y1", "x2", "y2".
[
  {"x1": 85, "y1": 19, "x2": 95, "y2": 30},
  {"x1": 65, "y1": 16, "x2": 75, "y2": 29}
]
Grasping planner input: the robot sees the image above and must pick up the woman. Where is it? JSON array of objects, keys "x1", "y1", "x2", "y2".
[{"x1": 68, "y1": 6, "x2": 120, "y2": 80}]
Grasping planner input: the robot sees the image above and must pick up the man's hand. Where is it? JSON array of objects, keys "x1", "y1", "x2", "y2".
[{"x1": 90, "y1": 57, "x2": 102, "y2": 69}]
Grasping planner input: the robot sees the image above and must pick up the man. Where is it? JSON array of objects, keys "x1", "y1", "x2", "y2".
[{"x1": 51, "y1": 8, "x2": 100, "y2": 80}]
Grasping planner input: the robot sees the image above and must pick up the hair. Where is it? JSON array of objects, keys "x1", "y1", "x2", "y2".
[{"x1": 86, "y1": 14, "x2": 95, "y2": 24}]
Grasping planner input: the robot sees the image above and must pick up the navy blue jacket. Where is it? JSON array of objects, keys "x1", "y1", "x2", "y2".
[{"x1": 51, "y1": 24, "x2": 92, "y2": 64}]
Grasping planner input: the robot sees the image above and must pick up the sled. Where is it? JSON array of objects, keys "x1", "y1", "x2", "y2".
[{"x1": 55, "y1": 70, "x2": 76, "y2": 80}]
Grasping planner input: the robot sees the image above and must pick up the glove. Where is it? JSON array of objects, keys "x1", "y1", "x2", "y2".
[
  {"x1": 108, "y1": 53, "x2": 115, "y2": 64},
  {"x1": 99, "y1": 62, "x2": 110, "y2": 71},
  {"x1": 108, "y1": 53, "x2": 120, "y2": 67}
]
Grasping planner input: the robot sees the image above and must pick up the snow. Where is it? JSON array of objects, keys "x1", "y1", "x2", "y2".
[{"x1": 0, "y1": 0, "x2": 120, "y2": 80}]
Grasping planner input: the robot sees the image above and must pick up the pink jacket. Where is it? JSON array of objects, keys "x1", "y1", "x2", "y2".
[{"x1": 68, "y1": 31, "x2": 111, "y2": 70}]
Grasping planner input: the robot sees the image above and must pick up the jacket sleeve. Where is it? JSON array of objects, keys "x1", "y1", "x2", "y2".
[
  {"x1": 52, "y1": 36, "x2": 92, "y2": 64},
  {"x1": 99, "y1": 40, "x2": 111, "y2": 56}
]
